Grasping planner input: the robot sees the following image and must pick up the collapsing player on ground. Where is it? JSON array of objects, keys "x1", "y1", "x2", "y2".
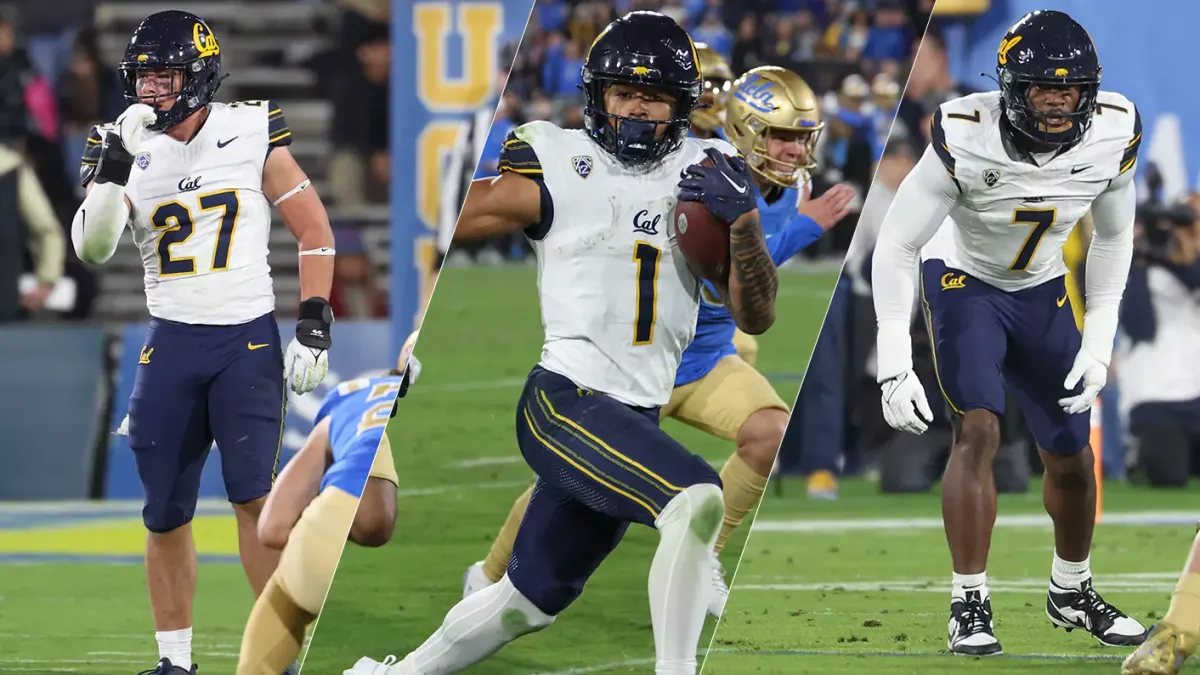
[
  {"x1": 72, "y1": 10, "x2": 336, "y2": 675},
  {"x1": 236, "y1": 334, "x2": 420, "y2": 675},
  {"x1": 869, "y1": 9, "x2": 1146, "y2": 656},
  {"x1": 344, "y1": 10, "x2": 779, "y2": 675},
  {"x1": 462, "y1": 63, "x2": 854, "y2": 618}
]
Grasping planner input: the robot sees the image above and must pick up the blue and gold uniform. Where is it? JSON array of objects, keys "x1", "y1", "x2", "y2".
[
  {"x1": 316, "y1": 375, "x2": 404, "y2": 498},
  {"x1": 664, "y1": 182, "x2": 823, "y2": 438}
]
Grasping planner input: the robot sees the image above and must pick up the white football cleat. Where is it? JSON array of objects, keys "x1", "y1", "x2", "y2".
[
  {"x1": 462, "y1": 560, "x2": 495, "y2": 598},
  {"x1": 709, "y1": 553, "x2": 729, "y2": 618},
  {"x1": 344, "y1": 654, "x2": 396, "y2": 675}
]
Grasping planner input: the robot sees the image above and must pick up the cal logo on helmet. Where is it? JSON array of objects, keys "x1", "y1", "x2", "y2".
[{"x1": 193, "y1": 22, "x2": 220, "y2": 58}]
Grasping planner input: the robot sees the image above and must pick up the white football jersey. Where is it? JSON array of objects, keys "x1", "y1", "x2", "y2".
[
  {"x1": 82, "y1": 101, "x2": 292, "y2": 324},
  {"x1": 920, "y1": 90, "x2": 1140, "y2": 291},
  {"x1": 507, "y1": 121, "x2": 735, "y2": 408}
]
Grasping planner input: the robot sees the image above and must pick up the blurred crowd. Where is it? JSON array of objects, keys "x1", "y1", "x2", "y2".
[
  {"x1": 441, "y1": 0, "x2": 932, "y2": 266},
  {"x1": 0, "y1": 0, "x2": 390, "y2": 324}
]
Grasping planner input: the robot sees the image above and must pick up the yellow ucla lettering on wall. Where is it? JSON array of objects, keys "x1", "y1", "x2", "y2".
[{"x1": 414, "y1": 3, "x2": 502, "y2": 111}]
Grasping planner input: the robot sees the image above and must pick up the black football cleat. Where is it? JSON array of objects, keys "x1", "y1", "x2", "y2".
[
  {"x1": 947, "y1": 590, "x2": 1003, "y2": 656},
  {"x1": 138, "y1": 658, "x2": 196, "y2": 674},
  {"x1": 1047, "y1": 577, "x2": 1148, "y2": 646}
]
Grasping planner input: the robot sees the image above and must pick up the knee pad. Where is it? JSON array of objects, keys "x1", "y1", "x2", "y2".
[
  {"x1": 143, "y1": 499, "x2": 195, "y2": 533},
  {"x1": 656, "y1": 483, "x2": 723, "y2": 547},
  {"x1": 276, "y1": 490, "x2": 358, "y2": 613},
  {"x1": 492, "y1": 576, "x2": 557, "y2": 637}
]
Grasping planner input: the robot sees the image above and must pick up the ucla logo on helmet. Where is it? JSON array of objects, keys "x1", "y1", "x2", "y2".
[
  {"x1": 572, "y1": 155, "x2": 593, "y2": 179},
  {"x1": 135, "y1": 152, "x2": 151, "y2": 170},
  {"x1": 733, "y1": 74, "x2": 777, "y2": 114}
]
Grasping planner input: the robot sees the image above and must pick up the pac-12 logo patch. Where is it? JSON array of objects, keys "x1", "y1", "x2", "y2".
[
  {"x1": 982, "y1": 168, "x2": 1000, "y2": 187},
  {"x1": 135, "y1": 152, "x2": 151, "y2": 170},
  {"x1": 572, "y1": 155, "x2": 593, "y2": 179}
]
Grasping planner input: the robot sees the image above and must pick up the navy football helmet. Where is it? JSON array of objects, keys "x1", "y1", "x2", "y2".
[
  {"x1": 581, "y1": 11, "x2": 703, "y2": 166},
  {"x1": 996, "y1": 10, "x2": 1101, "y2": 150},
  {"x1": 118, "y1": 10, "x2": 226, "y2": 131}
]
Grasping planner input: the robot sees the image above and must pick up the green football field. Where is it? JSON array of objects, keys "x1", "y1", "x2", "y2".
[
  {"x1": 702, "y1": 479, "x2": 1199, "y2": 674},
  {"x1": 0, "y1": 504, "x2": 253, "y2": 673},
  {"x1": 301, "y1": 264, "x2": 840, "y2": 673}
]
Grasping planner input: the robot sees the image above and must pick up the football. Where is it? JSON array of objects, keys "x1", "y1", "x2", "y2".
[{"x1": 674, "y1": 156, "x2": 732, "y2": 283}]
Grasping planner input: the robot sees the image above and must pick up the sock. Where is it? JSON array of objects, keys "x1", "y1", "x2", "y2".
[
  {"x1": 952, "y1": 572, "x2": 988, "y2": 601},
  {"x1": 395, "y1": 575, "x2": 553, "y2": 674},
  {"x1": 156, "y1": 627, "x2": 193, "y2": 668},
  {"x1": 1165, "y1": 574, "x2": 1200, "y2": 634},
  {"x1": 483, "y1": 486, "x2": 533, "y2": 583},
  {"x1": 715, "y1": 454, "x2": 769, "y2": 554},
  {"x1": 649, "y1": 484, "x2": 723, "y2": 675},
  {"x1": 1051, "y1": 551, "x2": 1091, "y2": 589},
  {"x1": 236, "y1": 575, "x2": 315, "y2": 675}
]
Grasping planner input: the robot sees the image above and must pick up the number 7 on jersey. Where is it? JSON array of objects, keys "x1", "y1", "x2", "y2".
[{"x1": 633, "y1": 242, "x2": 661, "y2": 345}]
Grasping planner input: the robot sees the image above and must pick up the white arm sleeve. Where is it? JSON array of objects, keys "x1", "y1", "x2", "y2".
[
  {"x1": 870, "y1": 146, "x2": 961, "y2": 379},
  {"x1": 1079, "y1": 170, "x2": 1136, "y2": 360},
  {"x1": 71, "y1": 182, "x2": 130, "y2": 265}
]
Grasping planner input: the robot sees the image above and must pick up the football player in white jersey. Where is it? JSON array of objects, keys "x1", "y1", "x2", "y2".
[
  {"x1": 870, "y1": 10, "x2": 1146, "y2": 656},
  {"x1": 70, "y1": 11, "x2": 335, "y2": 675},
  {"x1": 344, "y1": 11, "x2": 778, "y2": 675}
]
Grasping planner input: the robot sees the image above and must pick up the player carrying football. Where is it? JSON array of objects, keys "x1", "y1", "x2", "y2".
[
  {"x1": 461, "y1": 65, "x2": 853, "y2": 619},
  {"x1": 871, "y1": 10, "x2": 1146, "y2": 655},
  {"x1": 236, "y1": 335, "x2": 419, "y2": 675},
  {"x1": 345, "y1": 11, "x2": 777, "y2": 675},
  {"x1": 71, "y1": 11, "x2": 336, "y2": 675}
]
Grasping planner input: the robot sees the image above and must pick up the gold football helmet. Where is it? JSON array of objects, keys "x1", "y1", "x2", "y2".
[
  {"x1": 724, "y1": 66, "x2": 824, "y2": 188},
  {"x1": 690, "y1": 42, "x2": 734, "y2": 134}
]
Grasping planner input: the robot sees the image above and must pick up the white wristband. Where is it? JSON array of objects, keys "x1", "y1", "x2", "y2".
[{"x1": 272, "y1": 179, "x2": 311, "y2": 207}]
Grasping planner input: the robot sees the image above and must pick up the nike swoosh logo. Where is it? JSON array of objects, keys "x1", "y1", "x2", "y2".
[
  {"x1": 721, "y1": 173, "x2": 747, "y2": 194},
  {"x1": 247, "y1": 342, "x2": 270, "y2": 350},
  {"x1": 217, "y1": 137, "x2": 239, "y2": 149},
  {"x1": 1057, "y1": 293, "x2": 1068, "y2": 308},
  {"x1": 1070, "y1": 165, "x2": 1091, "y2": 174}
]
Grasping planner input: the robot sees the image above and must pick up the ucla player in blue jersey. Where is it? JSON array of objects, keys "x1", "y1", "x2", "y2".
[
  {"x1": 461, "y1": 65, "x2": 855, "y2": 619},
  {"x1": 235, "y1": 333, "x2": 420, "y2": 675}
]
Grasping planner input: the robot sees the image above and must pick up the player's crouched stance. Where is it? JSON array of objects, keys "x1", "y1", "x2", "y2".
[
  {"x1": 346, "y1": 10, "x2": 777, "y2": 675},
  {"x1": 74, "y1": 11, "x2": 336, "y2": 675},
  {"x1": 236, "y1": 335, "x2": 420, "y2": 675},
  {"x1": 871, "y1": 10, "x2": 1145, "y2": 657}
]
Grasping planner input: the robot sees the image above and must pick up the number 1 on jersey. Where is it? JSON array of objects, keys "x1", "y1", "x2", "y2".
[
  {"x1": 1009, "y1": 208, "x2": 1057, "y2": 272},
  {"x1": 633, "y1": 241, "x2": 661, "y2": 345}
]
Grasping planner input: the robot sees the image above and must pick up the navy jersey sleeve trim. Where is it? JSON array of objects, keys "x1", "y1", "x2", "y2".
[
  {"x1": 79, "y1": 126, "x2": 104, "y2": 187},
  {"x1": 497, "y1": 131, "x2": 552, "y2": 240},
  {"x1": 1120, "y1": 105, "x2": 1142, "y2": 176},
  {"x1": 929, "y1": 107, "x2": 963, "y2": 192},
  {"x1": 497, "y1": 131, "x2": 543, "y2": 177},
  {"x1": 267, "y1": 100, "x2": 292, "y2": 148}
]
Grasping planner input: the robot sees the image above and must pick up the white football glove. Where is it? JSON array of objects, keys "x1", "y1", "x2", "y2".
[
  {"x1": 881, "y1": 370, "x2": 935, "y2": 435},
  {"x1": 1058, "y1": 347, "x2": 1106, "y2": 415},
  {"x1": 115, "y1": 103, "x2": 158, "y2": 154},
  {"x1": 875, "y1": 320, "x2": 933, "y2": 435},
  {"x1": 399, "y1": 330, "x2": 422, "y2": 386},
  {"x1": 285, "y1": 338, "x2": 329, "y2": 395},
  {"x1": 114, "y1": 414, "x2": 130, "y2": 436}
]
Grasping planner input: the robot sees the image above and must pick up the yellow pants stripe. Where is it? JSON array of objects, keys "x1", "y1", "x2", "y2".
[
  {"x1": 521, "y1": 407, "x2": 661, "y2": 520},
  {"x1": 537, "y1": 390, "x2": 683, "y2": 495}
]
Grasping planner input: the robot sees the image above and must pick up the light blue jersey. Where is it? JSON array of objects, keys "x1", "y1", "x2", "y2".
[
  {"x1": 674, "y1": 181, "x2": 824, "y2": 386},
  {"x1": 314, "y1": 375, "x2": 405, "y2": 498}
]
